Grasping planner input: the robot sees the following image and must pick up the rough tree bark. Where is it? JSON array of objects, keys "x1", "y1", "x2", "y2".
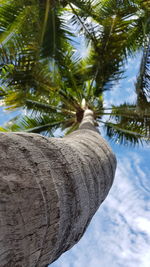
[{"x1": 0, "y1": 109, "x2": 116, "y2": 267}]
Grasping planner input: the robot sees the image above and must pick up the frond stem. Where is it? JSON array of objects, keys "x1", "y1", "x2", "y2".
[
  {"x1": 68, "y1": 3, "x2": 98, "y2": 47},
  {"x1": 40, "y1": 0, "x2": 50, "y2": 45}
]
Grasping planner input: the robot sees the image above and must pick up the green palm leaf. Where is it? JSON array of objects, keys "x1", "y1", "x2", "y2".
[
  {"x1": 135, "y1": 37, "x2": 150, "y2": 112},
  {"x1": 0, "y1": 114, "x2": 68, "y2": 136},
  {"x1": 101, "y1": 103, "x2": 150, "y2": 145},
  {"x1": 25, "y1": 99, "x2": 75, "y2": 116},
  {"x1": 103, "y1": 121, "x2": 150, "y2": 146}
]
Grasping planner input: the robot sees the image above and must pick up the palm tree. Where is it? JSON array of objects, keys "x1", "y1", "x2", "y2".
[
  {"x1": 0, "y1": 0, "x2": 150, "y2": 266},
  {"x1": 0, "y1": 107, "x2": 117, "y2": 267}
]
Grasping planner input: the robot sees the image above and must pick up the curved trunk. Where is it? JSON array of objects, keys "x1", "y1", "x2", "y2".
[{"x1": 0, "y1": 109, "x2": 116, "y2": 267}]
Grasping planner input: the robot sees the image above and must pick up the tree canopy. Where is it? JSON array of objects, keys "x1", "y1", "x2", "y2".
[{"x1": 0, "y1": 0, "x2": 150, "y2": 145}]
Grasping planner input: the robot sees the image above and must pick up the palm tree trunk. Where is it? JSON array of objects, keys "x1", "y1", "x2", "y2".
[{"x1": 0, "y1": 109, "x2": 116, "y2": 267}]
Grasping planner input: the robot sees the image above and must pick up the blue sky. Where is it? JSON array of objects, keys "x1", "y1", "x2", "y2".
[{"x1": 0, "y1": 55, "x2": 150, "y2": 267}]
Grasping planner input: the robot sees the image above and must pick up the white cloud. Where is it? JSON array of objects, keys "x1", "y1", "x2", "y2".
[
  {"x1": 135, "y1": 217, "x2": 150, "y2": 236},
  {"x1": 104, "y1": 81, "x2": 137, "y2": 107}
]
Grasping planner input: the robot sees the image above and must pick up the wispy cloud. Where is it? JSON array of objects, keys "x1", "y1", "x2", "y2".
[{"x1": 0, "y1": 107, "x2": 20, "y2": 125}]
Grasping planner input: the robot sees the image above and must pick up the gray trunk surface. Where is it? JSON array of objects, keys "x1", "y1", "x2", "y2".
[{"x1": 0, "y1": 109, "x2": 116, "y2": 266}]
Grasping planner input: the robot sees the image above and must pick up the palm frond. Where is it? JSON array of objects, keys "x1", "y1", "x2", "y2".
[
  {"x1": 101, "y1": 102, "x2": 150, "y2": 145},
  {"x1": 0, "y1": 53, "x2": 59, "y2": 108},
  {"x1": 67, "y1": 0, "x2": 150, "y2": 96},
  {"x1": 0, "y1": 113, "x2": 68, "y2": 136},
  {"x1": 25, "y1": 99, "x2": 75, "y2": 116},
  {"x1": 110, "y1": 103, "x2": 144, "y2": 117},
  {"x1": 135, "y1": 37, "x2": 150, "y2": 112},
  {"x1": 40, "y1": 3, "x2": 74, "y2": 59},
  {"x1": 0, "y1": 2, "x2": 24, "y2": 45},
  {"x1": 103, "y1": 120, "x2": 150, "y2": 146}
]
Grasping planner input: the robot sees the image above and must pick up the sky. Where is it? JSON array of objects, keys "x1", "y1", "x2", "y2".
[{"x1": 0, "y1": 53, "x2": 150, "y2": 267}]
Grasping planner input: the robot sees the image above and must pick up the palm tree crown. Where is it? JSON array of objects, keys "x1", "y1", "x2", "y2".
[{"x1": 0, "y1": 0, "x2": 150, "y2": 145}]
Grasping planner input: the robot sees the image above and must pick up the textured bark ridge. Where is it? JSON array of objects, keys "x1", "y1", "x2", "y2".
[{"x1": 0, "y1": 110, "x2": 116, "y2": 267}]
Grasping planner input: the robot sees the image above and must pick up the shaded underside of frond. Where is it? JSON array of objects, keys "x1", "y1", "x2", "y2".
[
  {"x1": 101, "y1": 103, "x2": 150, "y2": 145},
  {"x1": 0, "y1": 113, "x2": 72, "y2": 136},
  {"x1": 104, "y1": 120, "x2": 150, "y2": 146},
  {"x1": 135, "y1": 38, "x2": 150, "y2": 110}
]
